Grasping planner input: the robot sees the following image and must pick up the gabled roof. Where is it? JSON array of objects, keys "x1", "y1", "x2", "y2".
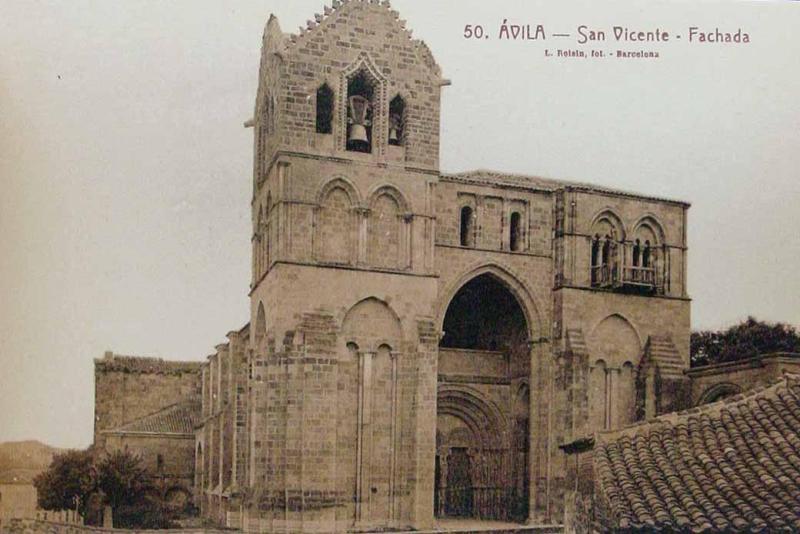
[
  {"x1": 279, "y1": 0, "x2": 441, "y2": 77},
  {"x1": 441, "y1": 169, "x2": 691, "y2": 207},
  {"x1": 103, "y1": 401, "x2": 200, "y2": 437},
  {"x1": 593, "y1": 375, "x2": 800, "y2": 532}
]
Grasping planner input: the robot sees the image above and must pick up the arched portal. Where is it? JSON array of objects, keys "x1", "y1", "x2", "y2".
[{"x1": 437, "y1": 273, "x2": 530, "y2": 522}]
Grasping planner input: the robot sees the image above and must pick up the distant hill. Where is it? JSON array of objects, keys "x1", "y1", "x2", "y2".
[{"x1": 0, "y1": 440, "x2": 63, "y2": 484}]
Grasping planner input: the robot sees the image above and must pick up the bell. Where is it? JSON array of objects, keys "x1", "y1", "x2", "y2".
[
  {"x1": 347, "y1": 95, "x2": 371, "y2": 145},
  {"x1": 388, "y1": 113, "x2": 401, "y2": 145},
  {"x1": 349, "y1": 123, "x2": 369, "y2": 144}
]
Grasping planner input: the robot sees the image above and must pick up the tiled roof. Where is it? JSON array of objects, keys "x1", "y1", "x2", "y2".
[
  {"x1": 105, "y1": 401, "x2": 200, "y2": 436},
  {"x1": 593, "y1": 375, "x2": 800, "y2": 532},
  {"x1": 95, "y1": 352, "x2": 201, "y2": 375},
  {"x1": 442, "y1": 169, "x2": 690, "y2": 206}
]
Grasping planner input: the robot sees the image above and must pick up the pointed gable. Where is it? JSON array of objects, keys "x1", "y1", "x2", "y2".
[{"x1": 285, "y1": 0, "x2": 441, "y2": 79}]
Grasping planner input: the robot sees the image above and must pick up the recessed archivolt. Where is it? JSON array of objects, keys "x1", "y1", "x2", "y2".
[
  {"x1": 437, "y1": 262, "x2": 543, "y2": 343},
  {"x1": 437, "y1": 385, "x2": 507, "y2": 447}
]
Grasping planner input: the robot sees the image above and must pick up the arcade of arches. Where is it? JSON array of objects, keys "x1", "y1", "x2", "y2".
[{"x1": 437, "y1": 274, "x2": 532, "y2": 522}]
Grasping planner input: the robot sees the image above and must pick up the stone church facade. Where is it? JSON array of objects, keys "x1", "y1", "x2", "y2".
[{"x1": 94, "y1": 2, "x2": 696, "y2": 532}]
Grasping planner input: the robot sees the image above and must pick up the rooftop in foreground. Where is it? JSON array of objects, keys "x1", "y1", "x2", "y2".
[{"x1": 592, "y1": 374, "x2": 800, "y2": 532}]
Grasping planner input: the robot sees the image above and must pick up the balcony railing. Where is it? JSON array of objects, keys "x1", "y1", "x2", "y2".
[
  {"x1": 591, "y1": 264, "x2": 616, "y2": 287},
  {"x1": 622, "y1": 266, "x2": 656, "y2": 287},
  {"x1": 591, "y1": 263, "x2": 658, "y2": 292}
]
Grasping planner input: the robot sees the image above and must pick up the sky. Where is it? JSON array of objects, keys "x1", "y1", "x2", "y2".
[{"x1": 1, "y1": 0, "x2": 798, "y2": 449}]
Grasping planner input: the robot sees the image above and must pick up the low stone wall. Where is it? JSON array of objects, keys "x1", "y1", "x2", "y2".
[{"x1": 0, "y1": 518, "x2": 235, "y2": 534}]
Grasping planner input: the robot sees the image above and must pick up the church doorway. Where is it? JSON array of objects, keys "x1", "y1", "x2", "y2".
[{"x1": 436, "y1": 273, "x2": 531, "y2": 522}]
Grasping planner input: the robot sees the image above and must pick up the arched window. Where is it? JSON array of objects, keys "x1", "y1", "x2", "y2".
[
  {"x1": 316, "y1": 84, "x2": 334, "y2": 134},
  {"x1": 460, "y1": 206, "x2": 474, "y2": 247},
  {"x1": 642, "y1": 240, "x2": 651, "y2": 268},
  {"x1": 632, "y1": 239, "x2": 641, "y2": 267},
  {"x1": 388, "y1": 95, "x2": 405, "y2": 146},
  {"x1": 346, "y1": 70, "x2": 374, "y2": 153},
  {"x1": 509, "y1": 212, "x2": 522, "y2": 251}
]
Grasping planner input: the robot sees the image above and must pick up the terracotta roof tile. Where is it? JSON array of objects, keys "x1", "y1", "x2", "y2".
[
  {"x1": 104, "y1": 401, "x2": 200, "y2": 436},
  {"x1": 594, "y1": 375, "x2": 800, "y2": 532}
]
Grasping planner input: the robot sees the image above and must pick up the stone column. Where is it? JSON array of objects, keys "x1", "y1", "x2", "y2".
[
  {"x1": 356, "y1": 207, "x2": 370, "y2": 265},
  {"x1": 401, "y1": 213, "x2": 413, "y2": 269},
  {"x1": 389, "y1": 350, "x2": 401, "y2": 523},
  {"x1": 527, "y1": 338, "x2": 551, "y2": 524},
  {"x1": 356, "y1": 350, "x2": 375, "y2": 524}
]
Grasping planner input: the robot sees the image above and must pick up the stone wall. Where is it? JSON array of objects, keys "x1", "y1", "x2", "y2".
[
  {"x1": 93, "y1": 353, "x2": 201, "y2": 448},
  {"x1": 195, "y1": 326, "x2": 249, "y2": 526},
  {"x1": 0, "y1": 484, "x2": 37, "y2": 521},
  {"x1": 103, "y1": 434, "x2": 194, "y2": 506},
  {"x1": 687, "y1": 353, "x2": 800, "y2": 405}
]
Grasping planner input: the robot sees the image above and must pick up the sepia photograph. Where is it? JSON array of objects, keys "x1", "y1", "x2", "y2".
[{"x1": 1, "y1": 0, "x2": 799, "y2": 532}]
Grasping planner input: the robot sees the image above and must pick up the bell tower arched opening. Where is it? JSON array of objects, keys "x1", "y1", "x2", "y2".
[{"x1": 437, "y1": 273, "x2": 530, "y2": 523}]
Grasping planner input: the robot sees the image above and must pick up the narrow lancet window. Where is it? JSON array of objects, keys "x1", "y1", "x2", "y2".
[
  {"x1": 509, "y1": 212, "x2": 522, "y2": 251},
  {"x1": 316, "y1": 84, "x2": 334, "y2": 134},
  {"x1": 388, "y1": 95, "x2": 405, "y2": 146},
  {"x1": 460, "y1": 206, "x2": 474, "y2": 247}
]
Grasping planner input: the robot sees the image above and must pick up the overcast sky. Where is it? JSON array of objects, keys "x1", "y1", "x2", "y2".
[{"x1": 1, "y1": 0, "x2": 798, "y2": 449}]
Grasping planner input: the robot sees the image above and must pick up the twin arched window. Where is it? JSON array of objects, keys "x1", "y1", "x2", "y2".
[
  {"x1": 590, "y1": 216, "x2": 662, "y2": 291},
  {"x1": 459, "y1": 206, "x2": 525, "y2": 251}
]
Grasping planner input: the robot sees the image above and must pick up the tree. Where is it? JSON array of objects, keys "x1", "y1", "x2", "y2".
[
  {"x1": 96, "y1": 450, "x2": 148, "y2": 512},
  {"x1": 33, "y1": 448, "x2": 95, "y2": 518},
  {"x1": 691, "y1": 316, "x2": 800, "y2": 367},
  {"x1": 95, "y1": 449, "x2": 175, "y2": 528}
]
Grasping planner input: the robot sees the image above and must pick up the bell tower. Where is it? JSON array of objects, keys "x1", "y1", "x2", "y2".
[{"x1": 244, "y1": 2, "x2": 446, "y2": 531}]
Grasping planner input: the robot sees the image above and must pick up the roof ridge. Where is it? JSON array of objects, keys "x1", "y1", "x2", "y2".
[
  {"x1": 597, "y1": 373, "x2": 797, "y2": 443},
  {"x1": 107, "y1": 400, "x2": 199, "y2": 435},
  {"x1": 443, "y1": 169, "x2": 691, "y2": 206}
]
